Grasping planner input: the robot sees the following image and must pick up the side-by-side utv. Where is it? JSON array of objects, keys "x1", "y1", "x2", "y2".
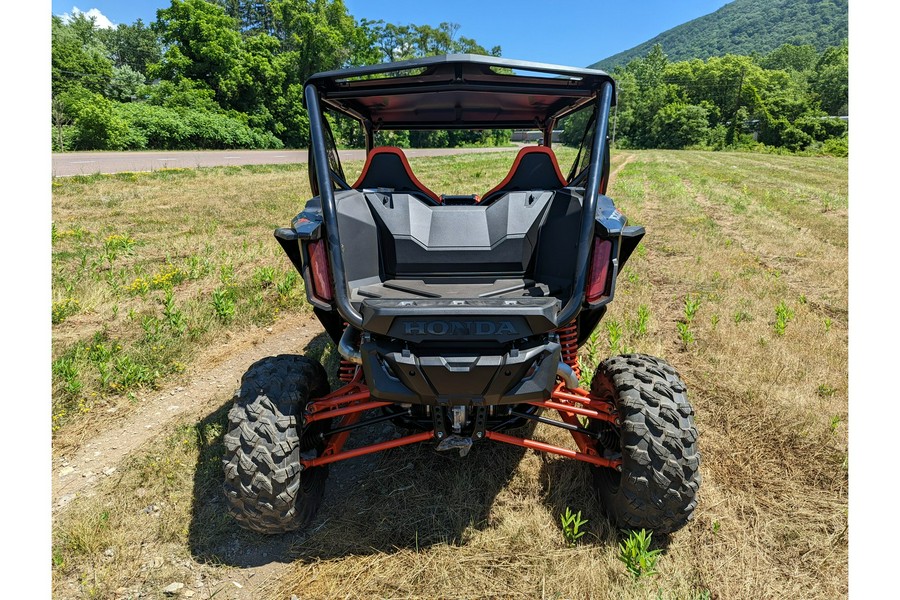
[{"x1": 222, "y1": 54, "x2": 700, "y2": 535}]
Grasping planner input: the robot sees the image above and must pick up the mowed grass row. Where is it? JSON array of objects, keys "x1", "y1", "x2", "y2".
[{"x1": 51, "y1": 150, "x2": 847, "y2": 599}]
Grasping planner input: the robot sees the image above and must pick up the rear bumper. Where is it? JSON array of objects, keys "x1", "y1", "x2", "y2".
[{"x1": 360, "y1": 336, "x2": 561, "y2": 406}]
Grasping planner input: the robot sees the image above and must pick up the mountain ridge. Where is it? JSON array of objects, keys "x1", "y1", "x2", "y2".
[{"x1": 589, "y1": 0, "x2": 848, "y2": 71}]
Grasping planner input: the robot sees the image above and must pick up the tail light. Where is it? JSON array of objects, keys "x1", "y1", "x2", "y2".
[
  {"x1": 586, "y1": 238, "x2": 612, "y2": 303},
  {"x1": 307, "y1": 239, "x2": 334, "y2": 303}
]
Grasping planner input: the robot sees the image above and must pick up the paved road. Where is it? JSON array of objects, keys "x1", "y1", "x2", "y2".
[{"x1": 51, "y1": 146, "x2": 521, "y2": 177}]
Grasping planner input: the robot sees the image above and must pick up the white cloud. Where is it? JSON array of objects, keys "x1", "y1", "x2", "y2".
[{"x1": 60, "y1": 6, "x2": 116, "y2": 29}]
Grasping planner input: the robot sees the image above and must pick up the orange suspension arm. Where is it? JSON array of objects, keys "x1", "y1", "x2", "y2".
[
  {"x1": 485, "y1": 430, "x2": 621, "y2": 470},
  {"x1": 302, "y1": 430, "x2": 435, "y2": 469}
]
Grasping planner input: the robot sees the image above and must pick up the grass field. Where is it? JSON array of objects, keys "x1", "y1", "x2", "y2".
[{"x1": 51, "y1": 149, "x2": 848, "y2": 599}]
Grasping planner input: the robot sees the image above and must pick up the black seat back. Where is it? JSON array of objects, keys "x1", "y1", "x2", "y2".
[
  {"x1": 481, "y1": 147, "x2": 568, "y2": 204},
  {"x1": 353, "y1": 146, "x2": 441, "y2": 204}
]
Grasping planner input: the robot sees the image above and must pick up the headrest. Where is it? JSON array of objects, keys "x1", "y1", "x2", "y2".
[
  {"x1": 481, "y1": 146, "x2": 567, "y2": 203},
  {"x1": 352, "y1": 146, "x2": 441, "y2": 204}
]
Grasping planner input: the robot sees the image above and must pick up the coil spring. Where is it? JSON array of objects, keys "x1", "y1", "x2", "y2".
[
  {"x1": 557, "y1": 322, "x2": 580, "y2": 380},
  {"x1": 339, "y1": 360, "x2": 356, "y2": 382}
]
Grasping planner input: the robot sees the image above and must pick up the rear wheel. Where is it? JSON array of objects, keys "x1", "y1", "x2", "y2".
[
  {"x1": 222, "y1": 354, "x2": 331, "y2": 534},
  {"x1": 589, "y1": 354, "x2": 700, "y2": 533}
]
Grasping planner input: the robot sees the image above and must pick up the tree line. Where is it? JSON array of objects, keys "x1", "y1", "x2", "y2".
[
  {"x1": 565, "y1": 43, "x2": 848, "y2": 156},
  {"x1": 51, "y1": 0, "x2": 503, "y2": 151},
  {"x1": 52, "y1": 0, "x2": 847, "y2": 156}
]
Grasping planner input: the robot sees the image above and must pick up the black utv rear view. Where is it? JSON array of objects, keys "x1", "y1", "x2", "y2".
[{"x1": 223, "y1": 54, "x2": 700, "y2": 536}]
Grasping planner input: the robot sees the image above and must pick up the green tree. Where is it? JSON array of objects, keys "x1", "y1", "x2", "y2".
[
  {"x1": 52, "y1": 14, "x2": 113, "y2": 95},
  {"x1": 152, "y1": 0, "x2": 244, "y2": 104},
  {"x1": 107, "y1": 65, "x2": 147, "y2": 102},
  {"x1": 269, "y1": 0, "x2": 359, "y2": 81},
  {"x1": 216, "y1": 0, "x2": 274, "y2": 34},
  {"x1": 100, "y1": 19, "x2": 162, "y2": 75},
  {"x1": 760, "y1": 43, "x2": 818, "y2": 72},
  {"x1": 810, "y1": 41, "x2": 848, "y2": 115},
  {"x1": 363, "y1": 18, "x2": 499, "y2": 63},
  {"x1": 614, "y1": 45, "x2": 680, "y2": 148},
  {"x1": 651, "y1": 103, "x2": 710, "y2": 148}
]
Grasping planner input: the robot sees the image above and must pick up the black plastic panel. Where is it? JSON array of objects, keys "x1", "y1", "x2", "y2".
[
  {"x1": 361, "y1": 335, "x2": 561, "y2": 406},
  {"x1": 361, "y1": 296, "x2": 561, "y2": 342}
]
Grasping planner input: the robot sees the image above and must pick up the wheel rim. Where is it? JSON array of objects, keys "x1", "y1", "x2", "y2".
[
  {"x1": 590, "y1": 375, "x2": 623, "y2": 492},
  {"x1": 594, "y1": 420, "x2": 622, "y2": 492}
]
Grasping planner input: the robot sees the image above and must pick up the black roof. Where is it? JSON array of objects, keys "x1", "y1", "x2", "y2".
[{"x1": 305, "y1": 54, "x2": 615, "y2": 130}]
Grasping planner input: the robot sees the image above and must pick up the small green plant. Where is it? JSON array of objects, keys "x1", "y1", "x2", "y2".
[
  {"x1": 683, "y1": 294, "x2": 701, "y2": 323},
  {"x1": 618, "y1": 529, "x2": 662, "y2": 578},
  {"x1": 277, "y1": 271, "x2": 298, "y2": 298},
  {"x1": 52, "y1": 355, "x2": 83, "y2": 397},
  {"x1": 212, "y1": 287, "x2": 236, "y2": 322},
  {"x1": 710, "y1": 314, "x2": 720, "y2": 329},
  {"x1": 52, "y1": 298, "x2": 81, "y2": 324},
  {"x1": 774, "y1": 301, "x2": 794, "y2": 336},
  {"x1": 162, "y1": 288, "x2": 186, "y2": 335},
  {"x1": 829, "y1": 415, "x2": 841, "y2": 434},
  {"x1": 818, "y1": 383, "x2": 837, "y2": 398},
  {"x1": 560, "y1": 507, "x2": 589, "y2": 547},
  {"x1": 114, "y1": 355, "x2": 156, "y2": 389},
  {"x1": 141, "y1": 314, "x2": 162, "y2": 344},
  {"x1": 606, "y1": 319, "x2": 623, "y2": 355},
  {"x1": 733, "y1": 311, "x2": 752, "y2": 324},
  {"x1": 824, "y1": 317, "x2": 833, "y2": 333},
  {"x1": 677, "y1": 322, "x2": 694, "y2": 348},
  {"x1": 631, "y1": 304, "x2": 650, "y2": 337},
  {"x1": 103, "y1": 234, "x2": 136, "y2": 263},
  {"x1": 712, "y1": 520, "x2": 720, "y2": 534},
  {"x1": 186, "y1": 254, "x2": 211, "y2": 279},
  {"x1": 253, "y1": 266, "x2": 277, "y2": 288},
  {"x1": 220, "y1": 263, "x2": 235, "y2": 286}
]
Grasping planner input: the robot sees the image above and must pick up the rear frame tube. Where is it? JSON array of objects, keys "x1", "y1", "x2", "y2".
[
  {"x1": 557, "y1": 80, "x2": 614, "y2": 326},
  {"x1": 305, "y1": 83, "x2": 364, "y2": 328}
]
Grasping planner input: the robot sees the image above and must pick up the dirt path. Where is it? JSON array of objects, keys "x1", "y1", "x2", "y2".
[
  {"x1": 609, "y1": 152, "x2": 635, "y2": 182},
  {"x1": 52, "y1": 312, "x2": 323, "y2": 512}
]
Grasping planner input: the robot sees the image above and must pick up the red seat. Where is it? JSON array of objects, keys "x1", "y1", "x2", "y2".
[
  {"x1": 352, "y1": 146, "x2": 441, "y2": 204},
  {"x1": 481, "y1": 146, "x2": 567, "y2": 203}
]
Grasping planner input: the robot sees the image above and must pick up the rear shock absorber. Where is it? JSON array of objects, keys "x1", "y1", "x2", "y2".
[
  {"x1": 557, "y1": 322, "x2": 580, "y2": 380},
  {"x1": 338, "y1": 322, "x2": 358, "y2": 382}
]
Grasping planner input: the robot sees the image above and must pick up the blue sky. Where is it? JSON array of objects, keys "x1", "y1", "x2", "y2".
[{"x1": 50, "y1": 0, "x2": 733, "y2": 67}]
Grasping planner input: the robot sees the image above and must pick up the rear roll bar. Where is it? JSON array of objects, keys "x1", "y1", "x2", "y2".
[
  {"x1": 305, "y1": 83, "x2": 365, "y2": 328},
  {"x1": 557, "y1": 80, "x2": 614, "y2": 326}
]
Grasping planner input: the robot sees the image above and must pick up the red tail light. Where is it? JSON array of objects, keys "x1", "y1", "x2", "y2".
[
  {"x1": 307, "y1": 239, "x2": 334, "y2": 302},
  {"x1": 586, "y1": 238, "x2": 612, "y2": 303}
]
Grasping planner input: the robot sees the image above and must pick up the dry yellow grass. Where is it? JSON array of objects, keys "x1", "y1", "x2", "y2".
[{"x1": 52, "y1": 149, "x2": 847, "y2": 600}]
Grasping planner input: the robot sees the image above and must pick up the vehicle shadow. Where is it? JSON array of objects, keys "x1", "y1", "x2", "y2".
[{"x1": 186, "y1": 334, "x2": 531, "y2": 568}]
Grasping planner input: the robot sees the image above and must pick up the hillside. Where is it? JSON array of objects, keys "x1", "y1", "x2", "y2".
[{"x1": 589, "y1": 0, "x2": 847, "y2": 71}]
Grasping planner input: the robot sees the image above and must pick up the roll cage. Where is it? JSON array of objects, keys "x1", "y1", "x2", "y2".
[{"x1": 301, "y1": 54, "x2": 617, "y2": 330}]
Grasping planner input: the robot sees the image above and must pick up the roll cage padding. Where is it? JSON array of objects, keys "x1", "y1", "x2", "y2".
[
  {"x1": 481, "y1": 147, "x2": 568, "y2": 204},
  {"x1": 352, "y1": 146, "x2": 442, "y2": 205}
]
